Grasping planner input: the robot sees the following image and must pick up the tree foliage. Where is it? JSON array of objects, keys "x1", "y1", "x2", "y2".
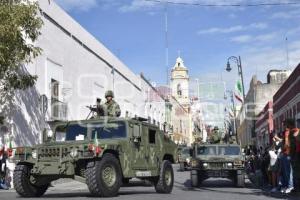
[{"x1": 0, "y1": 0, "x2": 43, "y2": 91}]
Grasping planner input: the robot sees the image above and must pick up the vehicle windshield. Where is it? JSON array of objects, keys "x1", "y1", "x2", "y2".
[
  {"x1": 218, "y1": 146, "x2": 240, "y2": 155},
  {"x1": 181, "y1": 148, "x2": 190, "y2": 155},
  {"x1": 55, "y1": 121, "x2": 126, "y2": 142},
  {"x1": 196, "y1": 146, "x2": 240, "y2": 156},
  {"x1": 197, "y1": 146, "x2": 217, "y2": 155},
  {"x1": 91, "y1": 122, "x2": 126, "y2": 140}
]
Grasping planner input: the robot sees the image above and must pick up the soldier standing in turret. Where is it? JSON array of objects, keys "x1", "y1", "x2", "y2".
[
  {"x1": 103, "y1": 90, "x2": 121, "y2": 117},
  {"x1": 210, "y1": 126, "x2": 221, "y2": 144}
]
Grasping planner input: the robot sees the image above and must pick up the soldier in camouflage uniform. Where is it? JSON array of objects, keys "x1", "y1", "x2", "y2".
[
  {"x1": 210, "y1": 126, "x2": 221, "y2": 144},
  {"x1": 102, "y1": 90, "x2": 121, "y2": 117}
]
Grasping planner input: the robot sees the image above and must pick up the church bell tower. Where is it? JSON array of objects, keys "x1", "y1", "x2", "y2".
[{"x1": 170, "y1": 57, "x2": 190, "y2": 112}]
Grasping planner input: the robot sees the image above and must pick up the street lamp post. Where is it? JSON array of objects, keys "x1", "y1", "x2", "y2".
[
  {"x1": 224, "y1": 90, "x2": 237, "y2": 137},
  {"x1": 225, "y1": 56, "x2": 246, "y2": 145},
  {"x1": 226, "y1": 56, "x2": 246, "y2": 100}
]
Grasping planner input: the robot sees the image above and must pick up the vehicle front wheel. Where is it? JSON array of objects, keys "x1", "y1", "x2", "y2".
[
  {"x1": 13, "y1": 165, "x2": 49, "y2": 197},
  {"x1": 191, "y1": 170, "x2": 199, "y2": 187},
  {"x1": 235, "y1": 171, "x2": 245, "y2": 187},
  {"x1": 155, "y1": 160, "x2": 174, "y2": 193},
  {"x1": 179, "y1": 162, "x2": 185, "y2": 171},
  {"x1": 85, "y1": 153, "x2": 122, "y2": 197}
]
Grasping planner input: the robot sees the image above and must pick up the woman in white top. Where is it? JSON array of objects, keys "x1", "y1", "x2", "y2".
[{"x1": 269, "y1": 144, "x2": 279, "y2": 192}]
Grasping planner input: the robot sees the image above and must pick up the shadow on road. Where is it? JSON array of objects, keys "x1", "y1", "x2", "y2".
[
  {"x1": 43, "y1": 190, "x2": 156, "y2": 198},
  {"x1": 174, "y1": 178, "x2": 299, "y2": 200}
]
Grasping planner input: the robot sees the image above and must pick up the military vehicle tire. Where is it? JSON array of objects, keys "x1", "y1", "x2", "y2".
[
  {"x1": 155, "y1": 160, "x2": 174, "y2": 193},
  {"x1": 13, "y1": 165, "x2": 49, "y2": 197},
  {"x1": 86, "y1": 153, "x2": 122, "y2": 197},
  {"x1": 179, "y1": 162, "x2": 185, "y2": 171},
  {"x1": 191, "y1": 170, "x2": 199, "y2": 187},
  {"x1": 122, "y1": 178, "x2": 130, "y2": 185},
  {"x1": 235, "y1": 172, "x2": 245, "y2": 187}
]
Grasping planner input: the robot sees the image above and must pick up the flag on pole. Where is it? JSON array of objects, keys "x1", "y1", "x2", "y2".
[
  {"x1": 228, "y1": 109, "x2": 234, "y2": 118},
  {"x1": 234, "y1": 79, "x2": 243, "y2": 103}
]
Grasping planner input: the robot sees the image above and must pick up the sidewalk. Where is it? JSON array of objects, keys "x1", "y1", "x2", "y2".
[{"x1": 247, "y1": 172, "x2": 300, "y2": 198}]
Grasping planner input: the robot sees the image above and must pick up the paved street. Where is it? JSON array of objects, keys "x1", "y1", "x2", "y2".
[{"x1": 0, "y1": 164, "x2": 298, "y2": 200}]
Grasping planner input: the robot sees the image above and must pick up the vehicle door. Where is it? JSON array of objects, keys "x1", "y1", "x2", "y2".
[
  {"x1": 130, "y1": 123, "x2": 148, "y2": 170},
  {"x1": 146, "y1": 127, "x2": 159, "y2": 170}
]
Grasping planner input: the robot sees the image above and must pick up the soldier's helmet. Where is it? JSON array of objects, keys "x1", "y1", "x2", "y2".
[{"x1": 105, "y1": 90, "x2": 114, "y2": 98}]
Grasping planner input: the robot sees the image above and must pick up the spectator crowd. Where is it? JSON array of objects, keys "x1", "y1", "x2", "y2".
[{"x1": 245, "y1": 119, "x2": 300, "y2": 194}]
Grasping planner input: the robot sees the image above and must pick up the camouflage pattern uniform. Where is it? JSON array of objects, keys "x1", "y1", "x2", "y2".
[
  {"x1": 210, "y1": 126, "x2": 221, "y2": 144},
  {"x1": 103, "y1": 90, "x2": 121, "y2": 117}
]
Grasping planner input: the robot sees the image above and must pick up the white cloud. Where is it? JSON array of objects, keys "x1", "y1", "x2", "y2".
[
  {"x1": 231, "y1": 35, "x2": 252, "y2": 43},
  {"x1": 231, "y1": 32, "x2": 278, "y2": 43},
  {"x1": 271, "y1": 9, "x2": 300, "y2": 19},
  {"x1": 119, "y1": 0, "x2": 159, "y2": 12},
  {"x1": 235, "y1": 39, "x2": 300, "y2": 88},
  {"x1": 55, "y1": 0, "x2": 98, "y2": 12},
  {"x1": 119, "y1": 0, "x2": 247, "y2": 12},
  {"x1": 197, "y1": 23, "x2": 268, "y2": 35}
]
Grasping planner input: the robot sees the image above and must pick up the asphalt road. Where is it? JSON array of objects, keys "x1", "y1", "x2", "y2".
[{"x1": 0, "y1": 164, "x2": 298, "y2": 200}]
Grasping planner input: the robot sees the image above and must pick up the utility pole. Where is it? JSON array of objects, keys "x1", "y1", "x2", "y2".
[{"x1": 165, "y1": 3, "x2": 169, "y2": 86}]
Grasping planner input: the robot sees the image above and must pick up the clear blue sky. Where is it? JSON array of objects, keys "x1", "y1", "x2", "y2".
[{"x1": 55, "y1": 0, "x2": 300, "y2": 92}]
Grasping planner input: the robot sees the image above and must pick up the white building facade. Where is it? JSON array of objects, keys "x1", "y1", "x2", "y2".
[{"x1": 5, "y1": 0, "x2": 166, "y2": 147}]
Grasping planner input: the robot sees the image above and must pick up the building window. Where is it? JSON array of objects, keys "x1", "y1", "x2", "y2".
[
  {"x1": 177, "y1": 84, "x2": 182, "y2": 96},
  {"x1": 180, "y1": 119, "x2": 183, "y2": 133},
  {"x1": 149, "y1": 129, "x2": 156, "y2": 144},
  {"x1": 51, "y1": 79, "x2": 59, "y2": 118}
]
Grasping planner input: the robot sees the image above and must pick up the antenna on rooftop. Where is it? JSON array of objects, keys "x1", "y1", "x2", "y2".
[
  {"x1": 165, "y1": 3, "x2": 169, "y2": 86},
  {"x1": 285, "y1": 37, "x2": 290, "y2": 70}
]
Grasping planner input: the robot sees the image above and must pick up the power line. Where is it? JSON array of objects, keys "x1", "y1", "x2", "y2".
[{"x1": 144, "y1": 0, "x2": 300, "y2": 7}]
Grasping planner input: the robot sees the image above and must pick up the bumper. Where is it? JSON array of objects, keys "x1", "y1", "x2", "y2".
[
  {"x1": 193, "y1": 169, "x2": 244, "y2": 178},
  {"x1": 31, "y1": 161, "x2": 75, "y2": 176}
]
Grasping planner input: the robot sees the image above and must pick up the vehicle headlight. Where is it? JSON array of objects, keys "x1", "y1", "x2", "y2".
[
  {"x1": 203, "y1": 163, "x2": 208, "y2": 168},
  {"x1": 227, "y1": 163, "x2": 233, "y2": 168},
  {"x1": 70, "y1": 149, "x2": 78, "y2": 158},
  {"x1": 186, "y1": 158, "x2": 190, "y2": 163},
  {"x1": 32, "y1": 150, "x2": 37, "y2": 159}
]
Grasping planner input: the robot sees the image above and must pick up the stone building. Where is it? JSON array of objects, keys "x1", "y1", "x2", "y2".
[
  {"x1": 1, "y1": 0, "x2": 168, "y2": 147},
  {"x1": 170, "y1": 57, "x2": 193, "y2": 145},
  {"x1": 273, "y1": 64, "x2": 300, "y2": 133},
  {"x1": 237, "y1": 70, "x2": 291, "y2": 146},
  {"x1": 255, "y1": 101, "x2": 273, "y2": 148}
]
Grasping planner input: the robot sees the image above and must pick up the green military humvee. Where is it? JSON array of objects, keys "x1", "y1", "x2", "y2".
[
  {"x1": 190, "y1": 144, "x2": 245, "y2": 187},
  {"x1": 11, "y1": 117, "x2": 177, "y2": 197}
]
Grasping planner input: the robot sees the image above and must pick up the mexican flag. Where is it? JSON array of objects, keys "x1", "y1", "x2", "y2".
[{"x1": 235, "y1": 79, "x2": 243, "y2": 103}]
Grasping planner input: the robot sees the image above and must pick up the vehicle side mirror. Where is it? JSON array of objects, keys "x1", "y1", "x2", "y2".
[
  {"x1": 133, "y1": 125, "x2": 140, "y2": 137},
  {"x1": 133, "y1": 137, "x2": 140, "y2": 143},
  {"x1": 132, "y1": 124, "x2": 141, "y2": 144},
  {"x1": 42, "y1": 129, "x2": 49, "y2": 143},
  {"x1": 42, "y1": 128, "x2": 54, "y2": 143}
]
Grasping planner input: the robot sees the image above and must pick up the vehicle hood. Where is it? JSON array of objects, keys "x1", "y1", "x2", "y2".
[{"x1": 196, "y1": 155, "x2": 243, "y2": 162}]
